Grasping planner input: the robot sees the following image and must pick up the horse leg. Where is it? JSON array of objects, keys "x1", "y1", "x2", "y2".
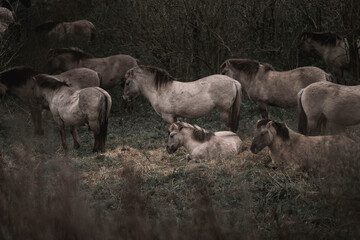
[
  {"x1": 30, "y1": 107, "x2": 44, "y2": 136},
  {"x1": 162, "y1": 114, "x2": 176, "y2": 124},
  {"x1": 256, "y1": 102, "x2": 269, "y2": 119},
  {"x1": 88, "y1": 120, "x2": 100, "y2": 152},
  {"x1": 55, "y1": 118, "x2": 67, "y2": 150},
  {"x1": 219, "y1": 108, "x2": 231, "y2": 129},
  {"x1": 70, "y1": 126, "x2": 80, "y2": 149},
  {"x1": 307, "y1": 119, "x2": 319, "y2": 136}
]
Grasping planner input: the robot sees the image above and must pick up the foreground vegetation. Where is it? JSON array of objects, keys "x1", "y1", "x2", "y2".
[{"x1": 1, "y1": 0, "x2": 360, "y2": 239}]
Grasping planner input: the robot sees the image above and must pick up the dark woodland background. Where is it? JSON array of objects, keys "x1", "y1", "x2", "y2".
[{"x1": 1, "y1": 0, "x2": 360, "y2": 239}]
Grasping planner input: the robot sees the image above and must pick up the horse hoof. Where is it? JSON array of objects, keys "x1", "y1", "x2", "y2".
[
  {"x1": 93, "y1": 148, "x2": 99, "y2": 153},
  {"x1": 74, "y1": 143, "x2": 80, "y2": 149}
]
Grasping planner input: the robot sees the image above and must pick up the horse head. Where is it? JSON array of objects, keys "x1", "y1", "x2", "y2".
[
  {"x1": 251, "y1": 120, "x2": 290, "y2": 154},
  {"x1": 123, "y1": 67, "x2": 142, "y2": 101},
  {"x1": 166, "y1": 122, "x2": 185, "y2": 154}
]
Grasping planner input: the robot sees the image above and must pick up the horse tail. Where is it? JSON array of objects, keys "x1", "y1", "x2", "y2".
[
  {"x1": 297, "y1": 88, "x2": 308, "y2": 134},
  {"x1": 90, "y1": 27, "x2": 96, "y2": 41},
  {"x1": 95, "y1": 87, "x2": 112, "y2": 152},
  {"x1": 97, "y1": 72, "x2": 103, "y2": 87},
  {"x1": 230, "y1": 82, "x2": 242, "y2": 132},
  {"x1": 316, "y1": 113, "x2": 327, "y2": 134}
]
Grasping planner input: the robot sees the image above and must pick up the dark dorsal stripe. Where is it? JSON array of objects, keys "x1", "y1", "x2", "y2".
[
  {"x1": 300, "y1": 32, "x2": 341, "y2": 46},
  {"x1": 35, "y1": 74, "x2": 68, "y2": 90},
  {"x1": 257, "y1": 119, "x2": 290, "y2": 141},
  {"x1": 0, "y1": 66, "x2": 39, "y2": 87},
  {"x1": 35, "y1": 21, "x2": 62, "y2": 32},
  {"x1": 175, "y1": 122, "x2": 214, "y2": 142},
  {"x1": 140, "y1": 65, "x2": 175, "y2": 89},
  {"x1": 47, "y1": 47, "x2": 94, "y2": 62},
  {"x1": 229, "y1": 59, "x2": 260, "y2": 77}
]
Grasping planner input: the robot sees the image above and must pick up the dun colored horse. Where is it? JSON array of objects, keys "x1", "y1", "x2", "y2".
[
  {"x1": 299, "y1": 32, "x2": 360, "y2": 81},
  {"x1": 298, "y1": 81, "x2": 360, "y2": 135},
  {"x1": 34, "y1": 75, "x2": 112, "y2": 152},
  {"x1": 35, "y1": 20, "x2": 95, "y2": 41},
  {"x1": 166, "y1": 122, "x2": 242, "y2": 162},
  {"x1": 46, "y1": 47, "x2": 139, "y2": 89},
  {"x1": 0, "y1": 66, "x2": 101, "y2": 135},
  {"x1": 220, "y1": 58, "x2": 330, "y2": 119},
  {"x1": 250, "y1": 120, "x2": 360, "y2": 169},
  {"x1": 123, "y1": 66, "x2": 242, "y2": 132}
]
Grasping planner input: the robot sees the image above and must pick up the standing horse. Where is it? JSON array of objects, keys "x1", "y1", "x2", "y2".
[
  {"x1": 35, "y1": 20, "x2": 96, "y2": 41},
  {"x1": 123, "y1": 66, "x2": 242, "y2": 132},
  {"x1": 250, "y1": 119, "x2": 360, "y2": 169},
  {"x1": 220, "y1": 58, "x2": 330, "y2": 119},
  {"x1": 34, "y1": 76, "x2": 111, "y2": 152},
  {"x1": 46, "y1": 47, "x2": 139, "y2": 89},
  {"x1": 0, "y1": 66, "x2": 101, "y2": 135},
  {"x1": 298, "y1": 32, "x2": 360, "y2": 81},
  {"x1": 298, "y1": 81, "x2": 360, "y2": 135},
  {"x1": 166, "y1": 122, "x2": 242, "y2": 162}
]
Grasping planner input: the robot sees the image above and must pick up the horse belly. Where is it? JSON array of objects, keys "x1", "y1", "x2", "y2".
[{"x1": 59, "y1": 104, "x2": 86, "y2": 126}]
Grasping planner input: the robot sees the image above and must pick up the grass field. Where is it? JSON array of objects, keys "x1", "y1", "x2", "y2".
[{"x1": 1, "y1": 90, "x2": 360, "y2": 239}]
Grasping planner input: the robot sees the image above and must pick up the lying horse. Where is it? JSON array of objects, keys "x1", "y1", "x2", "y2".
[
  {"x1": 34, "y1": 75, "x2": 112, "y2": 152},
  {"x1": 220, "y1": 58, "x2": 330, "y2": 119},
  {"x1": 298, "y1": 32, "x2": 360, "y2": 81},
  {"x1": 123, "y1": 65, "x2": 242, "y2": 132},
  {"x1": 0, "y1": 66, "x2": 101, "y2": 135},
  {"x1": 250, "y1": 119, "x2": 360, "y2": 169},
  {"x1": 46, "y1": 47, "x2": 139, "y2": 89},
  {"x1": 298, "y1": 81, "x2": 360, "y2": 135},
  {"x1": 35, "y1": 20, "x2": 95, "y2": 41},
  {"x1": 166, "y1": 121, "x2": 242, "y2": 162}
]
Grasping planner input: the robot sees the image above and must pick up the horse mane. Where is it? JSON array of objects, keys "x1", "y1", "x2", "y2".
[
  {"x1": 175, "y1": 122, "x2": 214, "y2": 142},
  {"x1": 300, "y1": 32, "x2": 342, "y2": 46},
  {"x1": 0, "y1": 0, "x2": 13, "y2": 11},
  {"x1": 256, "y1": 119, "x2": 290, "y2": 141},
  {"x1": 35, "y1": 74, "x2": 68, "y2": 90},
  {"x1": 0, "y1": 66, "x2": 39, "y2": 87},
  {"x1": 262, "y1": 63, "x2": 275, "y2": 71},
  {"x1": 47, "y1": 47, "x2": 94, "y2": 62},
  {"x1": 35, "y1": 20, "x2": 62, "y2": 32},
  {"x1": 140, "y1": 65, "x2": 175, "y2": 89}
]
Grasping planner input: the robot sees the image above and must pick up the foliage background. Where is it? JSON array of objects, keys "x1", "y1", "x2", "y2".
[{"x1": 1, "y1": 0, "x2": 360, "y2": 239}]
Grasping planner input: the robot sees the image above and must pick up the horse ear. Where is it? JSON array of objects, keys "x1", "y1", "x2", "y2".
[{"x1": 265, "y1": 121, "x2": 273, "y2": 129}]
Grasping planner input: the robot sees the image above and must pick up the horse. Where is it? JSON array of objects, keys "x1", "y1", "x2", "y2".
[
  {"x1": 166, "y1": 121, "x2": 242, "y2": 162},
  {"x1": 250, "y1": 119, "x2": 360, "y2": 169},
  {"x1": 0, "y1": 66, "x2": 101, "y2": 135},
  {"x1": 298, "y1": 81, "x2": 360, "y2": 135},
  {"x1": 46, "y1": 47, "x2": 139, "y2": 89},
  {"x1": 123, "y1": 65, "x2": 242, "y2": 132},
  {"x1": 220, "y1": 58, "x2": 330, "y2": 119},
  {"x1": 298, "y1": 32, "x2": 360, "y2": 81},
  {"x1": 33, "y1": 75, "x2": 112, "y2": 152},
  {"x1": 35, "y1": 20, "x2": 96, "y2": 41}
]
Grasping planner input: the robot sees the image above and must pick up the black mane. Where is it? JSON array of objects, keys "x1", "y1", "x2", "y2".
[
  {"x1": 256, "y1": 119, "x2": 290, "y2": 141},
  {"x1": 35, "y1": 21, "x2": 62, "y2": 32},
  {"x1": 140, "y1": 65, "x2": 175, "y2": 89},
  {"x1": 175, "y1": 122, "x2": 214, "y2": 142},
  {"x1": 0, "y1": 66, "x2": 39, "y2": 87},
  {"x1": 226, "y1": 59, "x2": 273, "y2": 79},
  {"x1": 300, "y1": 32, "x2": 341, "y2": 46}
]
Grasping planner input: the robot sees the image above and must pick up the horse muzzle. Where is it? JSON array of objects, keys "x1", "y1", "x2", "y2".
[
  {"x1": 166, "y1": 145, "x2": 177, "y2": 154},
  {"x1": 250, "y1": 143, "x2": 260, "y2": 154}
]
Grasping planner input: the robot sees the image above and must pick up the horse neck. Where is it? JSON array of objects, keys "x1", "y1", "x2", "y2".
[
  {"x1": 41, "y1": 86, "x2": 71, "y2": 103},
  {"x1": 267, "y1": 128, "x2": 298, "y2": 153},
  {"x1": 137, "y1": 74, "x2": 160, "y2": 102},
  {"x1": 233, "y1": 70, "x2": 251, "y2": 90},
  {"x1": 181, "y1": 129, "x2": 201, "y2": 153}
]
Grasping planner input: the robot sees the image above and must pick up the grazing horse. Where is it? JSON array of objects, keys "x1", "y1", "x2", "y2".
[
  {"x1": 0, "y1": 66, "x2": 101, "y2": 135},
  {"x1": 220, "y1": 58, "x2": 330, "y2": 119},
  {"x1": 34, "y1": 75, "x2": 112, "y2": 152},
  {"x1": 35, "y1": 20, "x2": 96, "y2": 41},
  {"x1": 250, "y1": 120, "x2": 360, "y2": 169},
  {"x1": 298, "y1": 81, "x2": 360, "y2": 135},
  {"x1": 166, "y1": 121, "x2": 242, "y2": 162},
  {"x1": 298, "y1": 32, "x2": 360, "y2": 81},
  {"x1": 46, "y1": 47, "x2": 139, "y2": 89},
  {"x1": 123, "y1": 66, "x2": 242, "y2": 132}
]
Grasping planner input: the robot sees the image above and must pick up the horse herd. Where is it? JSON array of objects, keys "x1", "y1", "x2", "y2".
[{"x1": 0, "y1": 5, "x2": 359, "y2": 168}]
